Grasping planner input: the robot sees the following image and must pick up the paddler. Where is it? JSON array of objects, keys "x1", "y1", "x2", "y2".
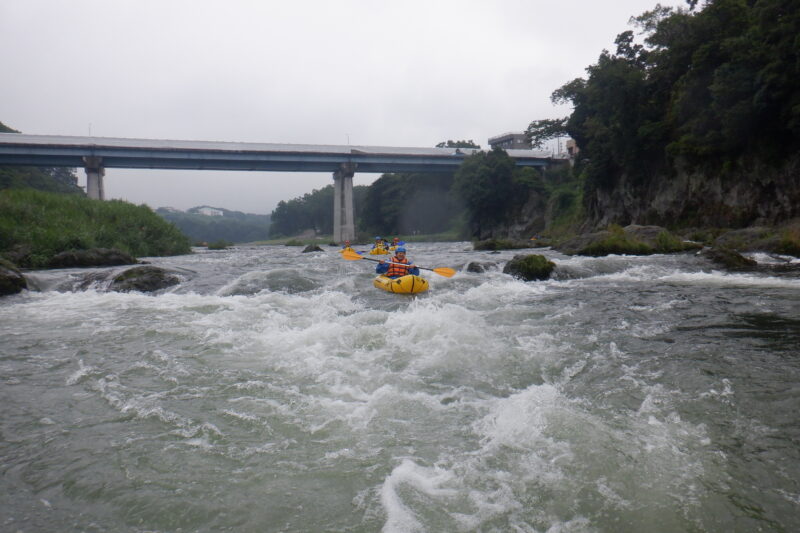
[
  {"x1": 371, "y1": 236, "x2": 386, "y2": 253},
  {"x1": 339, "y1": 240, "x2": 356, "y2": 253},
  {"x1": 376, "y1": 247, "x2": 420, "y2": 278},
  {"x1": 389, "y1": 237, "x2": 402, "y2": 251}
]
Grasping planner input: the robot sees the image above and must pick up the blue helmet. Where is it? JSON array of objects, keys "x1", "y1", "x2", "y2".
[
  {"x1": 375, "y1": 236, "x2": 382, "y2": 240},
  {"x1": 396, "y1": 247, "x2": 406, "y2": 253}
]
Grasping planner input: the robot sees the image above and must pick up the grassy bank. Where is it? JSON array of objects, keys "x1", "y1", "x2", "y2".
[{"x1": 0, "y1": 189, "x2": 192, "y2": 267}]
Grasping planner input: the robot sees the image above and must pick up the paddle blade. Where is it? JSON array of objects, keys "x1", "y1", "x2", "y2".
[
  {"x1": 433, "y1": 267, "x2": 456, "y2": 278},
  {"x1": 341, "y1": 250, "x2": 365, "y2": 261}
]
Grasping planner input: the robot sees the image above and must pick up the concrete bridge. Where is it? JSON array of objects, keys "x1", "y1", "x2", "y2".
[{"x1": 0, "y1": 133, "x2": 556, "y2": 242}]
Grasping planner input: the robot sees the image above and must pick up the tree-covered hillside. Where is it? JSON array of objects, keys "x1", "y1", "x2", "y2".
[
  {"x1": 156, "y1": 206, "x2": 271, "y2": 244},
  {"x1": 531, "y1": 0, "x2": 800, "y2": 228},
  {"x1": 269, "y1": 185, "x2": 371, "y2": 238}
]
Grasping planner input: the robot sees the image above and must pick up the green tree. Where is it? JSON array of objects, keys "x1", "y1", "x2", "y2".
[
  {"x1": 452, "y1": 148, "x2": 516, "y2": 238},
  {"x1": 524, "y1": 118, "x2": 568, "y2": 149}
]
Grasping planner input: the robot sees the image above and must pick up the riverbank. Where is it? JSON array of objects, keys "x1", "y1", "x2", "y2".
[{"x1": 0, "y1": 189, "x2": 191, "y2": 268}]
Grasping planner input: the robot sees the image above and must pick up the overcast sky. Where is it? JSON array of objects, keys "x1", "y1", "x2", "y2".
[{"x1": 1, "y1": 0, "x2": 684, "y2": 214}]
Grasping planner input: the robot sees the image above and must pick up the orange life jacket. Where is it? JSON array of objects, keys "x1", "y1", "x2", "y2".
[{"x1": 386, "y1": 255, "x2": 411, "y2": 277}]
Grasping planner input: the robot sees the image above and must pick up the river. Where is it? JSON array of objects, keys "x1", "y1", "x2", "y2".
[{"x1": 1, "y1": 242, "x2": 799, "y2": 532}]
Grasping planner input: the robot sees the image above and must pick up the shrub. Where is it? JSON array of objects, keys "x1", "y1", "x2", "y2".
[
  {"x1": 0, "y1": 189, "x2": 191, "y2": 268},
  {"x1": 580, "y1": 233, "x2": 654, "y2": 257},
  {"x1": 207, "y1": 240, "x2": 231, "y2": 250},
  {"x1": 777, "y1": 227, "x2": 800, "y2": 257},
  {"x1": 654, "y1": 230, "x2": 702, "y2": 253}
]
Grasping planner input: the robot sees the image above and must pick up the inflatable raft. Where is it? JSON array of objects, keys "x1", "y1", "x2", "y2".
[{"x1": 373, "y1": 274, "x2": 429, "y2": 294}]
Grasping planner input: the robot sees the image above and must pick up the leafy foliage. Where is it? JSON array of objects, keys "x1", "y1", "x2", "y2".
[
  {"x1": 524, "y1": 118, "x2": 568, "y2": 149},
  {"x1": 360, "y1": 172, "x2": 460, "y2": 236},
  {"x1": 269, "y1": 185, "x2": 370, "y2": 238},
  {"x1": 452, "y1": 148, "x2": 517, "y2": 237},
  {"x1": 452, "y1": 148, "x2": 565, "y2": 238},
  {"x1": 555, "y1": 0, "x2": 800, "y2": 199},
  {"x1": 0, "y1": 189, "x2": 191, "y2": 267}
]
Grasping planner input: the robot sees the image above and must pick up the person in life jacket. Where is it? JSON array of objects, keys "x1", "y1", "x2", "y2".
[
  {"x1": 371, "y1": 236, "x2": 386, "y2": 252},
  {"x1": 340, "y1": 240, "x2": 355, "y2": 253},
  {"x1": 376, "y1": 247, "x2": 420, "y2": 278},
  {"x1": 389, "y1": 237, "x2": 401, "y2": 251}
]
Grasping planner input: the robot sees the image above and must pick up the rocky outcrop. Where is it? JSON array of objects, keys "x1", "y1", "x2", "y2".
[
  {"x1": 0, "y1": 258, "x2": 27, "y2": 296},
  {"x1": 505, "y1": 189, "x2": 548, "y2": 240},
  {"x1": 302, "y1": 245, "x2": 324, "y2": 253},
  {"x1": 584, "y1": 155, "x2": 800, "y2": 231},
  {"x1": 109, "y1": 266, "x2": 180, "y2": 293},
  {"x1": 503, "y1": 254, "x2": 555, "y2": 281},
  {"x1": 473, "y1": 239, "x2": 531, "y2": 251},
  {"x1": 711, "y1": 225, "x2": 800, "y2": 257},
  {"x1": 48, "y1": 248, "x2": 138, "y2": 269},
  {"x1": 555, "y1": 225, "x2": 701, "y2": 256}
]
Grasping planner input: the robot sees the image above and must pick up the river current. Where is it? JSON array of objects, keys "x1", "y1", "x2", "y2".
[{"x1": 1, "y1": 242, "x2": 799, "y2": 532}]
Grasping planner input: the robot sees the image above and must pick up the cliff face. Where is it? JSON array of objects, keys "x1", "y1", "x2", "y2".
[{"x1": 583, "y1": 155, "x2": 800, "y2": 231}]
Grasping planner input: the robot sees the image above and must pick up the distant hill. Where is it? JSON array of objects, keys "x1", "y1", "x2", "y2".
[
  {"x1": 0, "y1": 121, "x2": 84, "y2": 195},
  {"x1": 156, "y1": 206, "x2": 271, "y2": 244}
]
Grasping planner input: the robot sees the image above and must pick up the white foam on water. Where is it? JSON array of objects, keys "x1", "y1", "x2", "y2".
[
  {"x1": 6, "y1": 246, "x2": 797, "y2": 531},
  {"x1": 66, "y1": 359, "x2": 98, "y2": 385},
  {"x1": 380, "y1": 459, "x2": 457, "y2": 533},
  {"x1": 660, "y1": 270, "x2": 800, "y2": 289},
  {"x1": 747, "y1": 252, "x2": 800, "y2": 264}
]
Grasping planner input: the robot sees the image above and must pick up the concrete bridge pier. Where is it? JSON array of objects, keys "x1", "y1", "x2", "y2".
[
  {"x1": 333, "y1": 162, "x2": 356, "y2": 243},
  {"x1": 83, "y1": 156, "x2": 105, "y2": 200}
]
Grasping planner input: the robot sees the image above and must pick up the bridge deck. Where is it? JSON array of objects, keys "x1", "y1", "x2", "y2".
[{"x1": 0, "y1": 133, "x2": 554, "y2": 173}]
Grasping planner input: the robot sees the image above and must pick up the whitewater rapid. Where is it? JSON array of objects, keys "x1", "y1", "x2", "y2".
[{"x1": 1, "y1": 243, "x2": 798, "y2": 532}]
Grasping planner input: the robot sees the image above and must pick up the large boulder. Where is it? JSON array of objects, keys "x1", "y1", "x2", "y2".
[
  {"x1": 109, "y1": 266, "x2": 180, "y2": 293},
  {"x1": 503, "y1": 254, "x2": 556, "y2": 281},
  {"x1": 0, "y1": 258, "x2": 27, "y2": 296},
  {"x1": 302, "y1": 245, "x2": 324, "y2": 253},
  {"x1": 48, "y1": 248, "x2": 138, "y2": 268}
]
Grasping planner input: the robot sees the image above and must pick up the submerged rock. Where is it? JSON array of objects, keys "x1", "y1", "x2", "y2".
[
  {"x1": 503, "y1": 254, "x2": 556, "y2": 281},
  {"x1": 466, "y1": 261, "x2": 497, "y2": 273},
  {"x1": 110, "y1": 266, "x2": 180, "y2": 293},
  {"x1": 302, "y1": 245, "x2": 324, "y2": 253},
  {"x1": 0, "y1": 258, "x2": 27, "y2": 296}
]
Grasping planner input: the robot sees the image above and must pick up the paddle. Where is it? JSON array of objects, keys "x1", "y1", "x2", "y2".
[{"x1": 341, "y1": 250, "x2": 456, "y2": 278}]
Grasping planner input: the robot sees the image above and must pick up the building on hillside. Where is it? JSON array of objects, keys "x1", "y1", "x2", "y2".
[
  {"x1": 196, "y1": 207, "x2": 223, "y2": 217},
  {"x1": 487, "y1": 132, "x2": 532, "y2": 150}
]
